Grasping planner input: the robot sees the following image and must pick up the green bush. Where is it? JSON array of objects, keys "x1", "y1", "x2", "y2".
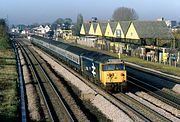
[
  {"x1": 0, "y1": 37, "x2": 10, "y2": 49},
  {"x1": 0, "y1": 19, "x2": 10, "y2": 49}
]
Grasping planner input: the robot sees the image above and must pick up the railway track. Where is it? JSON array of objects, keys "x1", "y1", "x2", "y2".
[
  {"x1": 19, "y1": 37, "x2": 179, "y2": 121},
  {"x1": 112, "y1": 92, "x2": 171, "y2": 122},
  {"x1": 126, "y1": 65, "x2": 180, "y2": 96},
  {"x1": 12, "y1": 41, "x2": 27, "y2": 122},
  {"x1": 45, "y1": 54, "x2": 171, "y2": 121},
  {"x1": 27, "y1": 39, "x2": 173, "y2": 122},
  {"x1": 128, "y1": 75, "x2": 180, "y2": 111},
  {"x1": 16, "y1": 41, "x2": 75, "y2": 122}
]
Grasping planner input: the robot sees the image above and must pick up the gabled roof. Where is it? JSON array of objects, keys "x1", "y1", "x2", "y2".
[
  {"x1": 109, "y1": 22, "x2": 118, "y2": 33},
  {"x1": 83, "y1": 23, "x2": 91, "y2": 34},
  {"x1": 109, "y1": 21, "x2": 130, "y2": 37},
  {"x1": 99, "y1": 22, "x2": 107, "y2": 35},
  {"x1": 120, "y1": 21, "x2": 131, "y2": 35},
  {"x1": 133, "y1": 21, "x2": 174, "y2": 39},
  {"x1": 93, "y1": 23, "x2": 98, "y2": 31}
]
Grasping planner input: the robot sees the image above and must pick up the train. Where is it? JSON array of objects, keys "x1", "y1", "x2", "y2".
[{"x1": 30, "y1": 35, "x2": 127, "y2": 91}]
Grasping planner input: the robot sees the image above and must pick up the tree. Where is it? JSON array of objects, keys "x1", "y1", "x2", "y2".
[
  {"x1": 74, "y1": 14, "x2": 83, "y2": 36},
  {"x1": 0, "y1": 19, "x2": 9, "y2": 49},
  {"x1": 64, "y1": 18, "x2": 72, "y2": 29},
  {"x1": 178, "y1": 22, "x2": 180, "y2": 26},
  {"x1": 0, "y1": 19, "x2": 8, "y2": 38},
  {"x1": 55, "y1": 18, "x2": 64, "y2": 26},
  {"x1": 51, "y1": 18, "x2": 64, "y2": 30},
  {"x1": 112, "y1": 7, "x2": 138, "y2": 21},
  {"x1": 64, "y1": 18, "x2": 72, "y2": 25}
]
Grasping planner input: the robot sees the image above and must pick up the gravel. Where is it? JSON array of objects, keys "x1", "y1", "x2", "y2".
[
  {"x1": 135, "y1": 91, "x2": 180, "y2": 117},
  {"x1": 91, "y1": 94, "x2": 133, "y2": 122},
  {"x1": 172, "y1": 84, "x2": 180, "y2": 93},
  {"x1": 32, "y1": 46, "x2": 133, "y2": 122},
  {"x1": 126, "y1": 92, "x2": 180, "y2": 122},
  {"x1": 18, "y1": 48, "x2": 42, "y2": 121},
  {"x1": 40, "y1": 58, "x2": 90, "y2": 122}
]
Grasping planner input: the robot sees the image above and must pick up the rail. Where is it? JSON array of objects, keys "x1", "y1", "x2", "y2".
[
  {"x1": 128, "y1": 76, "x2": 180, "y2": 110},
  {"x1": 113, "y1": 93, "x2": 170, "y2": 122},
  {"x1": 12, "y1": 41, "x2": 27, "y2": 122},
  {"x1": 17, "y1": 41, "x2": 74, "y2": 122}
]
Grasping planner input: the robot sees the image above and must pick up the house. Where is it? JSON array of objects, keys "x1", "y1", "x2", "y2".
[
  {"x1": 79, "y1": 22, "x2": 97, "y2": 47},
  {"x1": 62, "y1": 30, "x2": 73, "y2": 39},
  {"x1": 88, "y1": 23, "x2": 98, "y2": 35},
  {"x1": 126, "y1": 21, "x2": 174, "y2": 46},
  {"x1": 44, "y1": 25, "x2": 50, "y2": 33},
  {"x1": 11, "y1": 27, "x2": 19, "y2": 33},
  {"x1": 165, "y1": 20, "x2": 177, "y2": 28},
  {"x1": 104, "y1": 22, "x2": 114, "y2": 37},
  {"x1": 21, "y1": 29, "x2": 29, "y2": 35},
  {"x1": 54, "y1": 27, "x2": 62, "y2": 39},
  {"x1": 126, "y1": 21, "x2": 175, "y2": 60},
  {"x1": 107, "y1": 21, "x2": 131, "y2": 52},
  {"x1": 80, "y1": 20, "x2": 175, "y2": 53},
  {"x1": 172, "y1": 26, "x2": 180, "y2": 32},
  {"x1": 93, "y1": 22, "x2": 106, "y2": 49},
  {"x1": 113, "y1": 21, "x2": 130, "y2": 39},
  {"x1": 33, "y1": 25, "x2": 51, "y2": 37},
  {"x1": 94, "y1": 22, "x2": 107, "y2": 36},
  {"x1": 80, "y1": 23, "x2": 91, "y2": 35}
]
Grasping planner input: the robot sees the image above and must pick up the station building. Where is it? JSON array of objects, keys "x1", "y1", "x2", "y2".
[{"x1": 80, "y1": 20, "x2": 175, "y2": 62}]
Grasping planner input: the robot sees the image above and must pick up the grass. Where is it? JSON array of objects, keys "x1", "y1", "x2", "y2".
[
  {"x1": 0, "y1": 36, "x2": 19, "y2": 121},
  {"x1": 0, "y1": 81, "x2": 18, "y2": 121},
  {"x1": 0, "y1": 49, "x2": 15, "y2": 58},
  {"x1": 0, "y1": 72, "x2": 19, "y2": 122},
  {"x1": 122, "y1": 56, "x2": 180, "y2": 76}
]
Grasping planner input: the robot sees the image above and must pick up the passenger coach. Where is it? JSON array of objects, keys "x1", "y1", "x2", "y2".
[{"x1": 31, "y1": 35, "x2": 127, "y2": 91}]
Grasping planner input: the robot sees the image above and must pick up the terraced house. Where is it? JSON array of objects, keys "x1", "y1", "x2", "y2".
[{"x1": 80, "y1": 20, "x2": 175, "y2": 60}]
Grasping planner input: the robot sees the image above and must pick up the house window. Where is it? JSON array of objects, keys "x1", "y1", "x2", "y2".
[
  {"x1": 116, "y1": 29, "x2": 121, "y2": 37},
  {"x1": 131, "y1": 32, "x2": 133, "y2": 36}
]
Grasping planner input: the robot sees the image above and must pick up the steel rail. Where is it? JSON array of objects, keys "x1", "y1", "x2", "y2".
[
  {"x1": 30, "y1": 41, "x2": 154, "y2": 122},
  {"x1": 12, "y1": 41, "x2": 27, "y2": 122},
  {"x1": 128, "y1": 75, "x2": 180, "y2": 110},
  {"x1": 113, "y1": 93, "x2": 170, "y2": 122},
  {"x1": 16, "y1": 41, "x2": 54, "y2": 121},
  {"x1": 18, "y1": 40, "x2": 74, "y2": 122}
]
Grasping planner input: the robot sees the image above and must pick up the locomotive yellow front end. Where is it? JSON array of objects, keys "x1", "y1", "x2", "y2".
[{"x1": 100, "y1": 59, "x2": 127, "y2": 92}]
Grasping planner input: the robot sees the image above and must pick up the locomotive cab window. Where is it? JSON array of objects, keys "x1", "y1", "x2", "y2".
[{"x1": 102, "y1": 64, "x2": 125, "y2": 71}]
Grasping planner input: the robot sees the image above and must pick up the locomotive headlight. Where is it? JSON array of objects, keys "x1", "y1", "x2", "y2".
[{"x1": 107, "y1": 73, "x2": 114, "y2": 79}]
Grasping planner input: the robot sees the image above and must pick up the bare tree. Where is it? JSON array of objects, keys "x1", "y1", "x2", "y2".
[{"x1": 112, "y1": 7, "x2": 138, "y2": 21}]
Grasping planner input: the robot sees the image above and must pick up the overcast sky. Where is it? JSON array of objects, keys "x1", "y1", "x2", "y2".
[{"x1": 0, "y1": 0, "x2": 179, "y2": 25}]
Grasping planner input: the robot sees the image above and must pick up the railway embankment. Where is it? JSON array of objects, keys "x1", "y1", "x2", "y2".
[{"x1": 0, "y1": 42, "x2": 19, "y2": 121}]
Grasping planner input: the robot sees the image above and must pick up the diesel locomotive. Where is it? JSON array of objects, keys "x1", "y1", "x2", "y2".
[{"x1": 31, "y1": 35, "x2": 127, "y2": 91}]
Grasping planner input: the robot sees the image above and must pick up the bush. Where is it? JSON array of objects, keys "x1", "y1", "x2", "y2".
[{"x1": 0, "y1": 37, "x2": 10, "y2": 49}]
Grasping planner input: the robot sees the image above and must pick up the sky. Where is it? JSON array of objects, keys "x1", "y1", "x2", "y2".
[{"x1": 0, "y1": 0, "x2": 179, "y2": 25}]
